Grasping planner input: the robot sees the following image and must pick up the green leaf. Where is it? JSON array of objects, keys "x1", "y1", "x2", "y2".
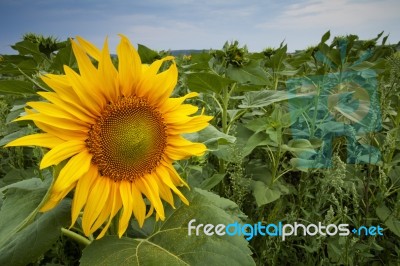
[
  {"x1": 268, "y1": 45, "x2": 288, "y2": 71},
  {"x1": 184, "y1": 52, "x2": 212, "y2": 71},
  {"x1": 243, "y1": 131, "x2": 271, "y2": 157},
  {"x1": 275, "y1": 69, "x2": 299, "y2": 76},
  {"x1": 246, "y1": 163, "x2": 272, "y2": 183},
  {"x1": 0, "y1": 127, "x2": 32, "y2": 146},
  {"x1": 0, "y1": 178, "x2": 48, "y2": 248},
  {"x1": 244, "y1": 116, "x2": 268, "y2": 133},
  {"x1": 376, "y1": 204, "x2": 400, "y2": 237},
  {"x1": 282, "y1": 139, "x2": 317, "y2": 159},
  {"x1": 81, "y1": 189, "x2": 254, "y2": 266},
  {"x1": 239, "y1": 90, "x2": 288, "y2": 108},
  {"x1": 11, "y1": 40, "x2": 40, "y2": 56},
  {"x1": 326, "y1": 49, "x2": 341, "y2": 67},
  {"x1": 199, "y1": 173, "x2": 225, "y2": 190},
  {"x1": 184, "y1": 125, "x2": 236, "y2": 151},
  {"x1": 51, "y1": 41, "x2": 76, "y2": 72},
  {"x1": 234, "y1": 124, "x2": 271, "y2": 158},
  {"x1": 186, "y1": 72, "x2": 233, "y2": 94},
  {"x1": 0, "y1": 56, "x2": 37, "y2": 76},
  {"x1": 0, "y1": 168, "x2": 37, "y2": 187},
  {"x1": 289, "y1": 158, "x2": 325, "y2": 171},
  {"x1": 0, "y1": 80, "x2": 34, "y2": 95},
  {"x1": 250, "y1": 181, "x2": 281, "y2": 206},
  {"x1": 11, "y1": 40, "x2": 45, "y2": 63},
  {"x1": 226, "y1": 60, "x2": 270, "y2": 86},
  {"x1": 321, "y1": 30, "x2": 331, "y2": 43},
  {"x1": 0, "y1": 200, "x2": 71, "y2": 266},
  {"x1": 138, "y1": 44, "x2": 160, "y2": 64}
]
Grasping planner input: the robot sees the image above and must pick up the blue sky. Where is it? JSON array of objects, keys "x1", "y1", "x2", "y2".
[{"x1": 1, "y1": 0, "x2": 399, "y2": 54}]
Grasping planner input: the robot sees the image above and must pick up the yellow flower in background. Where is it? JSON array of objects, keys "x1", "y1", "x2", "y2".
[{"x1": 6, "y1": 35, "x2": 212, "y2": 238}]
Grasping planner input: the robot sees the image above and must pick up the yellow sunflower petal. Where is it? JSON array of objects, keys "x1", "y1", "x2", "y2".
[
  {"x1": 15, "y1": 113, "x2": 89, "y2": 131},
  {"x1": 27, "y1": 101, "x2": 90, "y2": 123},
  {"x1": 136, "y1": 176, "x2": 165, "y2": 220},
  {"x1": 90, "y1": 183, "x2": 121, "y2": 237},
  {"x1": 144, "y1": 62, "x2": 178, "y2": 106},
  {"x1": 156, "y1": 165, "x2": 189, "y2": 205},
  {"x1": 5, "y1": 133, "x2": 64, "y2": 149},
  {"x1": 34, "y1": 121, "x2": 87, "y2": 141},
  {"x1": 117, "y1": 34, "x2": 142, "y2": 96},
  {"x1": 64, "y1": 66, "x2": 104, "y2": 116},
  {"x1": 82, "y1": 177, "x2": 111, "y2": 235},
  {"x1": 136, "y1": 56, "x2": 175, "y2": 100},
  {"x1": 71, "y1": 164, "x2": 98, "y2": 225},
  {"x1": 145, "y1": 205, "x2": 154, "y2": 219},
  {"x1": 40, "y1": 182, "x2": 76, "y2": 212},
  {"x1": 91, "y1": 196, "x2": 112, "y2": 237},
  {"x1": 167, "y1": 115, "x2": 213, "y2": 134},
  {"x1": 8, "y1": 35, "x2": 213, "y2": 240},
  {"x1": 97, "y1": 182, "x2": 122, "y2": 239},
  {"x1": 71, "y1": 39, "x2": 99, "y2": 86},
  {"x1": 159, "y1": 92, "x2": 199, "y2": 113},
  {"x1": 40, "y1": 140, "x2": 86, "y2": 169},
  {"x1": 162, "y1": 161, "x2": 189, "y2": 188},
  {"x1": 131, "y1": 183, "x2": 147, "y2": 227},
  {"x1": 37, "y1": 92, "x2": 95, "y2": 123},
  {"x1": 146, "y1": 56, "x2": 175, "y2": 76},
  {"x1": 154, "y1": 173, "x2": 175, "y2": 207},
  {"x1": 41, "y1": 75, "x2": 81, "y2": 105},
  {"x1": 52, "y1": 150, "x2": 92, "y2": 192},
  {"x1": 76, "y1": 36, "x2": 102, "y2": 61},
  {"x1": 165, "y1": 135, "x2": 207, "y2": 160},
  {"x1": 99, "y1": 38, "x2": 119, "y2": 101},
  {"x1": 118, "y1": 181, "x2": 134, "y2": 237}
]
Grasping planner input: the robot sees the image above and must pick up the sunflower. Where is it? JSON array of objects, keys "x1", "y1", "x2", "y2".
[{"x1": 5, "y1": 35, "x2": 212, "y2": 238}]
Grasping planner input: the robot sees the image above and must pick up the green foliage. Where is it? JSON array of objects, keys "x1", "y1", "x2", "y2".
[
  {"x1": 0, "y1": 199, "x2": 71, "y2": 266},
  {"x1": 1, "y1": 31, "x2": 400, "y2": 265},
  {"x1": 80, "y1": 189, "x2": 253, "y2": 266}
]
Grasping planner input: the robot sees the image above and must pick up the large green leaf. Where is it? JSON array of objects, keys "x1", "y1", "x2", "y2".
[
  {"x1": 0, "y1": 80, "x2": 34, "y2": 95},
  {"x1": 281, "y1": 139, "x2": 317, "y2": 159},
  {"x1": 11, "y1": 40, "x2": 40, "y2": 55},
  {"x1": 226, "y1": 60, "x2": 270, "y2": 86},
  {"x1": 186, "y1": 72, "x2": 234, "y2": 94},
  {"x1": 184, "y1": 52, "x2": 212, "y2": 71},
  {"x1": 0, "y1": 200, "x2": 71, "y2": 266},
  {"x1": 184, "y1": 124, "x2": 236, "y2": 151},
  {"x1": 238, "y1": 90, "x2": 289, "y2": 108},
  {"x1": 51, "y1": 41, "x2": 76, "y2": 72},
  {"x1": 235, "y1": 124, "x2": 272, "y2": 157},
  {"x1": 81, "y1": 189, "x2": 254, "y2": 266},
  {"x1": 376, "y1": 204, "x2": 400, "y2": 237},
  {"x1": 0, "y1": 55, "x2": 37, "y2": 76},
  {"x1": 137, "y1": 44, "x2": 160, "y2": 64},
  {"x1": 11, "y1": 40, "x2": 45, "y2": 63},
  {"x1": 199, "y1": 173, "x2": 225, "y2": 190},
  {"x1": 268, "y1": 44, "x2": 288, "y2": 72},
  {"x1": 0, "y1": 178, "x2": 48, "y2": 248},
  {"x1": 0, "y1": 127, "x2": 32, "y2": 146},
  {"x1": 251, "y1": 181, "x2": 281, "y2": 206}
]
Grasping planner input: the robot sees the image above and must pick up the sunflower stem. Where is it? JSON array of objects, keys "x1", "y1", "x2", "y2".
[
  {"x1": 218, "y1": 84, "x2": 231, "y2": 175},
  {"x1": 61, "y1": 228, "x2": 91, "y2": 246}
]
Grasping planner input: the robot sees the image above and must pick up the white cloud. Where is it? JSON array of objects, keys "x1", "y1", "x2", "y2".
[
  {"x1": 1, "y1": 0, "x2": 398, "y2": 54},
  {"x1": 257, "y1": 0, "x2": 400, "y2": 29}
]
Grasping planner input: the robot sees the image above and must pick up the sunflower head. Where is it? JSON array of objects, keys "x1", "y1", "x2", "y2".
[{"x1": 6, "y1": 35, "x2": 212, "y2": 238}]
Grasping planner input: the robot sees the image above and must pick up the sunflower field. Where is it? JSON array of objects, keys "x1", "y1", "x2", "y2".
[{"x1": 0, "y1": 31, "x2": 399, "y2": 265}]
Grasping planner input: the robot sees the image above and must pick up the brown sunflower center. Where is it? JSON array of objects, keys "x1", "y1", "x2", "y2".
[{"x1": 86, "y1": 96, "x2": 167, "y2": 181}]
